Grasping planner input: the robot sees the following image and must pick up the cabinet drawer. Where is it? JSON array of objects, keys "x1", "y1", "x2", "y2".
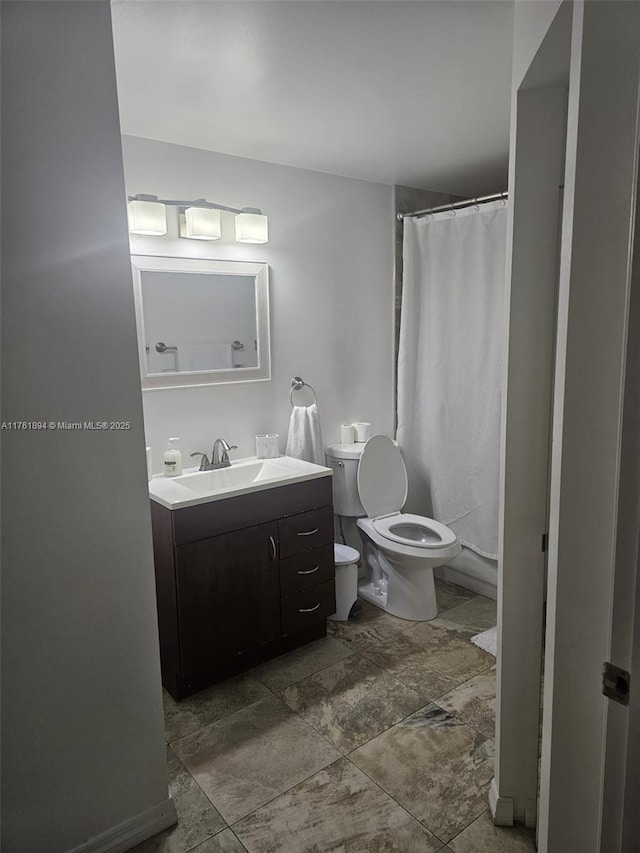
[
  {"x1": 280, "y1": 543, "x2": 334, "y2": 596},
  {"x1": 281, "y1": 579, "x2": 336, "y2": 635},
  {"x1": 279, "y1": 506, "x2": 334, "y2": 558}
]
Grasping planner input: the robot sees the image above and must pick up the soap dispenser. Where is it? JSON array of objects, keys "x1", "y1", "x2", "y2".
[{"x1": 163, "y1": 437, "x2": 182, "y2": 477}]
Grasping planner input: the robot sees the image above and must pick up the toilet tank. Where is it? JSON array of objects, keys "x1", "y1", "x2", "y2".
[{"x1": 325, "y1": 443, "x2": 366, "y2": 517}]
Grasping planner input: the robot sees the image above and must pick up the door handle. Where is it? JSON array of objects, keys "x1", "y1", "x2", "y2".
[
  {"x1": 269, "y1": 535, "x2": 277, "y2": 561},
  {"x1": 297, "y1": 565, "x2": 319, "y2": 575},
  {"x1": 299, "y1": 602, "x2": 321, "y2": 613},
  {"x1": 297, "y1": 528, "x2": 319, "y2": 536}
]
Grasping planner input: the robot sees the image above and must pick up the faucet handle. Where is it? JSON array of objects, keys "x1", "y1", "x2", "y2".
[
  {"x1": 190, "y1": 451, "x2": 211, "y2": 471},
  {"x1": 221, "y1": 445, "x2": 238, "y2": 463}
]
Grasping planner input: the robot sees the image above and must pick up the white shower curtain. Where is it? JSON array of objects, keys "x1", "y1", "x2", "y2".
[{"x1": 397, "y1": 200, "x2": 507, "y2": 559}]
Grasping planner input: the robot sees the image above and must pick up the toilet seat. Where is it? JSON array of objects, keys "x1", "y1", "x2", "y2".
[
  {"x1": 357, "y1": 435, "x2": 408, "y2": 520},
  {"x1": 357, "y1": 435, "x2": 457, "y2": 553},
  {"x1": 372, "y1": 513, "x2": 457, "y2": 550}
]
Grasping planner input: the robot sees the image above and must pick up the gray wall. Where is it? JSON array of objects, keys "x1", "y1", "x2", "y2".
[
  {"x1": 123, "y1": 136, "x2": 396, "y2": 471},
  {"x1": 1, "y1": 3, "x2": 170, "y2": 850}
]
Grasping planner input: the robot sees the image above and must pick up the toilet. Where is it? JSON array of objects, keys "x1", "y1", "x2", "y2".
[{"x1": 325, "y1": 435, "x2": 460, "y2": 621}]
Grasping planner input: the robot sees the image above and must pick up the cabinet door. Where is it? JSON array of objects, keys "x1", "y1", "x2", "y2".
[{"x1": 176, "y1": 521, "x2": 280, "y2": 677}]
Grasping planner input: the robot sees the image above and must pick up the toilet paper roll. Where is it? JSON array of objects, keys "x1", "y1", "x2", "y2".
[
  {"x1": 353, "y1": 422, "x2": 371, "y2": 442},
  {"x1": 340, "y1": 424, "x2": 356, "y2": 444}
]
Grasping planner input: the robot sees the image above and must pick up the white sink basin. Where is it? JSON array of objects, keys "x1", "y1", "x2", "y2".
[{"x1": 149, "y1": 455, "x2": 332, "y2": 509}]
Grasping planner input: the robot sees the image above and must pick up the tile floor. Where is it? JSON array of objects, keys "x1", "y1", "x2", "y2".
[{"x1": 132, "y1": 578, "x2": 537, "y2": 853}]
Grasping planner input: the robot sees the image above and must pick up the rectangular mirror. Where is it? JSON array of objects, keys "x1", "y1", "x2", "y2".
[{"x1": 131, "y1": 255, "x2": 270, "y2": 389}]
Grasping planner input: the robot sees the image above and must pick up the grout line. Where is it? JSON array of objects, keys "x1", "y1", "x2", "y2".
[
  {"x1": 340, "y1": 751, "x2": 447, "y2": 844},
  {"x1": 437, "y1": 598, "x2": 477, "y2": 616},
  {"x1": 431, "y1": 661, "x2": 496, "y2": 701},
  {"x1": 180, "y1": 825, "x2": 232, "y2": 853},
  {"x1": 166, "y1": 690, "x2": 275, "y2": 747},
  {"x1": 253, "y1": 647, "x2": 358, "y2": 697},
  {"x1": 430, "y1": 699, "x2": 495, "y2": 744},
  {"x1": 346, "y1": 734, "x2": 493, "y2": 848},
  {"x1": 228, "y1": 756, "x2": 345, "y2": 831},
  {"x1": 166, "y1": 610, "x2": 497, "y2": 850},
  {"x1": 444, "y1": 805, "x2": 491, "y2": 846},
  {"x1": 225, "y1": 826, "x2": 250, "y2": 852}
]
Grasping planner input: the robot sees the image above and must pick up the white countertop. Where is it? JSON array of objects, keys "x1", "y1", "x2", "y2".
[{"x1": 149, "y1": 454, "x2": 332, "y2": 510}]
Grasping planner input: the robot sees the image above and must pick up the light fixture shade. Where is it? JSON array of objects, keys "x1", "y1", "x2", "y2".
[
  {"x1": 235, "y1": 212, "x2": 269, "y2": 244},
  {"x1": 127, "y1": 200, "x2": 167, "y2": 236},
  {"x1": 183, "y1": 207, "x2": 221, "y2": 240}
]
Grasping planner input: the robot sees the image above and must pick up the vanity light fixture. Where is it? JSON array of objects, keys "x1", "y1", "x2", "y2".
[
  {"x1": 235, "y1": 208, "x2": 269, "y2": 244},
  {"x1": 127, "y1": 194, "x2": 269, "y2": 243},
  {"x1": 127, "y1": 196, "x2": 167, "y2": 236},
  {"x1": 181, "y1": 206, "x2": 222, "y2": 241}
]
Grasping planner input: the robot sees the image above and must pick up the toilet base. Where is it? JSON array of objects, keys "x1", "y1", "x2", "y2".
[
  {"x1": 358, "y1": 539, "x2": 439, "y2": 621},
  {"x1": 358, "y1": 578, "x2": 437, "y2": 622},
  {"x1": 358, "y1": 580, "x2": 389, "y2": 612}
]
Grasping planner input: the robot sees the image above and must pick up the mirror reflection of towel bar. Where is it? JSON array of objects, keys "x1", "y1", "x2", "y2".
[{"x1": 153, "y1": 340, "x2": 244, "y2": 353}]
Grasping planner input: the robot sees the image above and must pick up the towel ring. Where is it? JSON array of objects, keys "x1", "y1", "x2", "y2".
[{"x1": 290, "y1": 376, "x2": 318, "y2": 408}]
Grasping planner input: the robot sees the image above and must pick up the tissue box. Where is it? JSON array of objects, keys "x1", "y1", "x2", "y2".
[{"x1": 256, "y1": 434, "x2": 280, "y2": 459}]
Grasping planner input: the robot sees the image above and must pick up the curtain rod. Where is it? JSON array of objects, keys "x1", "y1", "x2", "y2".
[{"x1": 397, "y1": 191, "x2": 508, "y2": 222}]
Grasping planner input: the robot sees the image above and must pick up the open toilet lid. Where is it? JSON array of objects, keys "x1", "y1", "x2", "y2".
[{"x1": 357, "y1": 435, "x2": 408, "y2": 519}]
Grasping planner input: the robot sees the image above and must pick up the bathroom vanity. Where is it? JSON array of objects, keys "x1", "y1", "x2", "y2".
[{"x1": 149, "y1": 458, "x2": 334, "y2": 699}]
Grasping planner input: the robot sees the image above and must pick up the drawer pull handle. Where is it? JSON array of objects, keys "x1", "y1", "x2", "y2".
[
  {"x1": 269, "y1": 535, "x2": 277, "y2": 561},
  {"x1": 297, "y1": 527, "x2": 319, "y2": 536},
  {"x1": 297, "y1": 565, "x2": 319, "y2": 575},
  {"x1": 299, "y1": 602, "x2": 321, "y2": 613}
]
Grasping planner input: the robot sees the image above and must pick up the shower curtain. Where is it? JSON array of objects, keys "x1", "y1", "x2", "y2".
[{"x1": 396, "y1": 200, "x2": 507, "y2": 559}]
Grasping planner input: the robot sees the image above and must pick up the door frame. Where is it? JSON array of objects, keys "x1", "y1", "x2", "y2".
[{"x1": 494, "y1": 3, "x2": 640, "y2": 850}]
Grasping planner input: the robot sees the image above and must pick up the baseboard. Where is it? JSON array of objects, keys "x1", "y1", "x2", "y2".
[
  {"x1": 488, "y1": 778, "x2": 514, "y2": 826},
  {"x1": 66, "y1": 797, "x2": 177, "y2": 853}
]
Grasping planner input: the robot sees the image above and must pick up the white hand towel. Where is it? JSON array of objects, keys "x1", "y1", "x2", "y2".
[{"x1": 285, "y1": 403, "x2": 324, "y2": 465}]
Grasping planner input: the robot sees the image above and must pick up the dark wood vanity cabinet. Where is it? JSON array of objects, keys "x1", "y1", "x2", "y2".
[
  {"x1": 176, "y1": 521, "x2": 281, "y2": 677},
  {"x1": 150, "y1": 475, "x2": 335, "y2": 699}
]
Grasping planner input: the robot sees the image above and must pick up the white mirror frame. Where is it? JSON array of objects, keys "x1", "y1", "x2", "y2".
[{"x1": 131, "y1": 255, "x2": 271, "y2": 390}]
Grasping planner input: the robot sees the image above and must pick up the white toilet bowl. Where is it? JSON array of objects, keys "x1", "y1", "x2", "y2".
[
  {"x1": 326, "y1": 434, "x2": 460, "y2": 621},
  {"x1": 357, "y1": 515, "x2": 459, "y2": 620}
]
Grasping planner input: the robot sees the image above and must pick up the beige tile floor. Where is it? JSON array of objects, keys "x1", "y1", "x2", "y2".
[{"x1": 132, "y1": 578, "x2": 537, "y2": 853}]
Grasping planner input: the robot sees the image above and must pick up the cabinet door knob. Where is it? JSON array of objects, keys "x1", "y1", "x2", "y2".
[
  {"x1": 297, "y1": 527, "x2": 319, "y2": 536},
  {"x1": 299, "y1": 602, "x2": 321, "y2": 613},
  {"x1": 269, "y1": 535, "x2": 277, "y2": 561},
  {"x1": 297, "y1": 565, "x2": 319, "y2": 575}
]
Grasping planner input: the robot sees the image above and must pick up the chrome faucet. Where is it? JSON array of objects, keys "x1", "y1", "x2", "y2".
[
  {"x1": 190, "y1": 438, "x2": 237, "y2": 471},
  {"x1": 211, "y1": 438, "x2": 237, "y2": 469}
]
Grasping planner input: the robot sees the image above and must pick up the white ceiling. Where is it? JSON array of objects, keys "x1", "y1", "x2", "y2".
[{"x1": 111, "y1": 1, "x2": 514, "y2": 197}]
